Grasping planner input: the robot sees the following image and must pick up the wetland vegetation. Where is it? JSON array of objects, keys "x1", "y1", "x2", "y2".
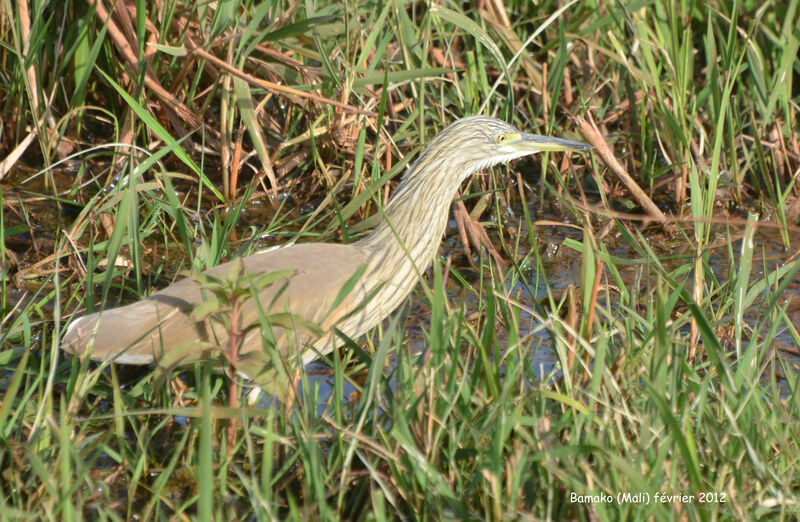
[{"x1": 1, "y1": 0, "x2": 799, "y2": 519}]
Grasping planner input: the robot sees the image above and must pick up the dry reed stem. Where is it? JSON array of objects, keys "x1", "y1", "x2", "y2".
[
  {"x1": 452, "y1": 196, "x2": 507, "y2": 267},
  {"x1": 188, "y1": 44, "x2": 375, "y2": 118},
  {"x1": 576, "y1": 114, "x2": 667, "y2": 221},
  {"x1": 87, "y1": 0, "x2": 203, "y2": 131}
]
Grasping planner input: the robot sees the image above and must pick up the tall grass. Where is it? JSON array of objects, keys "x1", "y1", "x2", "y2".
[{"x1": 1, "y1": 0, "x2": 799, "y2": 519}]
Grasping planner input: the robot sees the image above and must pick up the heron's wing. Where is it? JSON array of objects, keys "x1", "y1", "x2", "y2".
[{"x1": 61, "y1": 243, "x2": 370, "y2": 364}]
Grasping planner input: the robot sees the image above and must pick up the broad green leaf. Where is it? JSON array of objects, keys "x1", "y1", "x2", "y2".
[
  {"x1": 266, "y1": 312, "x2": 325, "y2": 337},
  {"x1": 252, "y1": 268, "x2": 297, "y2": 292},
  {"x1": 190, "y1": 299, "x2": 226, "y2": 321}
]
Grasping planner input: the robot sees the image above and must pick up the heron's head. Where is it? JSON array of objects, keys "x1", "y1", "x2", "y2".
[{"x1": 413, "y1": 116, "x2": 593, "y2": 182}]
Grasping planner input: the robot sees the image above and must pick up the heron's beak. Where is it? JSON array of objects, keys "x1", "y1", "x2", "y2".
[{"x1": 513, "y1": 133, "x2": 593, "y2": 153}]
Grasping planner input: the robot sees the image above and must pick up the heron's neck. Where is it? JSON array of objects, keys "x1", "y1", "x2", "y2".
[{"x1": 355, "y1": 161, "x2": 465, "y2": 292}]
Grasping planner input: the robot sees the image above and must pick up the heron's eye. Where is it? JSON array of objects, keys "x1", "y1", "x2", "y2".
[{"x1": 496, "y1": 134, "x2": 507, "y2": 144}]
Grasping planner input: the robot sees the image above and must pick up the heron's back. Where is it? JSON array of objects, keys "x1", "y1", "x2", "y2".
[{"x1": 61, "y1": 243, "x2": 372, "y2": 365}]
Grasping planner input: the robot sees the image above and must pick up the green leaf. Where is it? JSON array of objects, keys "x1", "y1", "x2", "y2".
[
  {"x1": 146, "y1": 43, "x2": 187, "y2": 57},
  {"x1": 235, "y1": 353, "x2": 290, "y2": 400},
  {"x1": 228, "y1": 256, "x2": 244, "y2": 283},
  {"x1": 251, "y1": 269, "x2": 297, "y2": 292},
  {"x1": 190, "y1": 299, "x2": 226, "y2": 321},
  {"x1": 262, "y1": 14, "x2": 338, "y2": 42},
  {"x1": 430, "y1": 4, "x2": 510, "y2": 89},
  {"x1": 332, "y1": 327, "x2": 372, "y2": 366},
  {"x1": 266, "y1": 312, "x2": 325, "y2": 337},
  {"x1": 153, "y1": 342, "x2": 220, "y2": 390},
  {"x1": 233, "y1": 77, "x2": 273, "y2": 187},
  {"x1": 95, "y1": 68, "x2": 225, "y2": 201},
  {"x1": 185, "y1": 271, "x2": 226, "y2": 296},
  {"x1": 351, "y1": 67, "x2": 453, "y2": 87},
  {"x1": 328, "y1": 263, "x2": 367, "y2": 316}
]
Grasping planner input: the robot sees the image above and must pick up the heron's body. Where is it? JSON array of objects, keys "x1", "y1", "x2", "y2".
[{"x1": 62, "y1": 116, "x2": 591, "y2": 370}]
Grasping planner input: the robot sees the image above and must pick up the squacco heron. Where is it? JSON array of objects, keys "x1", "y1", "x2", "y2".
[{"x1": 62, "y1": 116, "x2": 592, "y2": 372}]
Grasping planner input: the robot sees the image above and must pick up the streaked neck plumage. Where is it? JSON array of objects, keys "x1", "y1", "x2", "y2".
[
  {"x1": 354, "y1": 131, "x2": 492, "y2": 315},
  {"x1": 356, "y1": 151, "x2": 468, "y2": 275},
  {"x1": 350, "y1": 116, "x2": 529, "y2": 321}
]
